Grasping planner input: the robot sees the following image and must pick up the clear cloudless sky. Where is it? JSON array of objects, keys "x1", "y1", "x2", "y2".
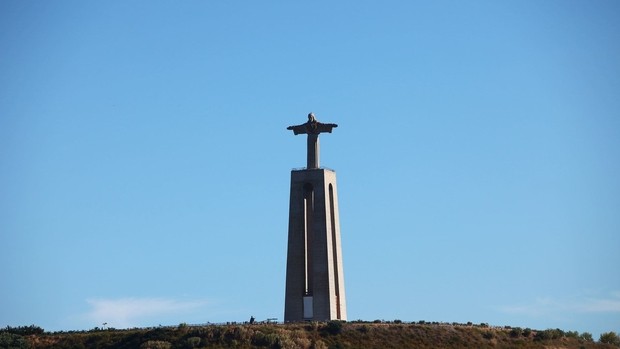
[{"x1": 1, "y1": 0, "x2": 619, "y2": 338}]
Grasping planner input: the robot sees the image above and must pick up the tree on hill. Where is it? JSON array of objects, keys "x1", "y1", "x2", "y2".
[
  {"x1": 599, "y1": 331, "x2": 620, "y2": 346},
  {"x1": 581, "y1": 332, "x2": 594, "y2": 342}
]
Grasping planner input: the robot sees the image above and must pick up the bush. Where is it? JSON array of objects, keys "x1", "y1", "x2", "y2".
[
  {"x1": 580, "y1": 332, "x2": 593, "y2": 342},
  {"x1": 265, "y1": 333, "x2": 280, "y2": 347},
  {"x1": 534, "y1": 330, "x2": 551, "y2": 341},
  {"x1": 311, "y1": 339, "x2": 327, "y2": 349},
  {"x1": 552, "y1": 328, "x2": 565, "y2": 339},
  {"x1": 2, "y1": 325, "x2": 45, "y2": 335},
  {"x1": 509, "y1": 327, "x2": 522, "y2": 338},
  {"x1": 325, "y1": 321, "x2": 344, "y2": 335},
  {"x1": 566, "y1": 330, "x2": 579, "y2": 338},
  {"x1": 533, "y1": 328, "x2": 564, "y2": 341},
  {"x1": 599, "y1": 331, "x2": 620, "y2": 346},
  {"x1": 140, "y1": 340, "x2": 172, "y2": 349},
  {"x1": 523, "y1": 328, "x2": 532, "y2": 337},
  {"x1": 186, "y1": 336, "x2": 201, "y2": 348},
  {"x1": 0, "y1": 332, "x2": 29, "y2": 349},
  {"x1": 482, "y1": 331, "x2": 494, "y2": 340},
  {"x1": 251, "y1": 331, "x2": 269, "y2": 346}
]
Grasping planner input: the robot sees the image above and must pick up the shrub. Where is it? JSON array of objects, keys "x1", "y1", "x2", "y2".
[
  {"x1": 186, "y1": 336, "x2": 201, "y2": 348},
  {"x1": 509, "y1": 327, "x2": 522, "y2": 338},
  {"x1": 482, "y1": 331, "x2": 494, "y2": 340},
  {"x1": 551, "y1": 328, "x2": 565, "y2": 339},
  {"x1": 265, "y1": 333, "x2": 280, "y2": 347},
  {"x1": 325, "y1": 321, "x2": 344, "y2": 335},
  {"x1": 566, "y1": 330, "x2": 579, "y2": 338},
  {"x1": 140, "y1": 340, "x2": 172, "y2": 349},
  {"x1": 599, "y1": 331, "x2": 620, "y2": 346},
  {"x1": 580, "y1": 332, "x2": 593, "y2": 342},
  {"x1": 534, "y1": 328, "x2": 564, "y2": 341},
  {"x1": 292, "y1": 336, "x2": 311, "y2": 349},
  {"x1": 2, "y1": 325, "x2": 45, "y2": 335},
  {"x1": 251, "y1": 331, "x2": 269, "y2": 346},
  {"x1": 534, "y1": 330, "x2": 551, "y2": 341},
  {"x1": 523, "y1": 328, "x2": 532, "y2": 337},
  {"x1": 0, "y1": 332, "x2": 29, "y2": 349},
  {"x1": 311, "y1": 339, "x2": 327, "y2": 349}
]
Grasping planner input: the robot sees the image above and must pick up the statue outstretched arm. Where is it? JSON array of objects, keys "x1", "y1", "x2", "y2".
[
  {"x1": 287, "y1": 121, "x2": 338, "y2": 135},
  {"x1": 287, "y1": 124, "x2": 308, "y2": 135},
  {"x1": 315, "y1": 122, "x2": 338, "y2": 133}
]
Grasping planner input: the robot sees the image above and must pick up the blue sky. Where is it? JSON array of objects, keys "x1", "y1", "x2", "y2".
[{"x1": 1, "y1": 0, "x2": 619, "y2": 338}]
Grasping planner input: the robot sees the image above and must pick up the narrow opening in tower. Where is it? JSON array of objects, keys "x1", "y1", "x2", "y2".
[
  {"x1": 303, "y1": 183, "x2": 314, "y2": 299},
  {"x1": 329, "y1": 183, "x2": 341, "y2": 319}
]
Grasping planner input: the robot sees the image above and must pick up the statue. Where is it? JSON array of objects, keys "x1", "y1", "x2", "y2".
[
  {"x1": 287, "y1": 112, "x2": 338, "y2": 135},
  {"x1": 287, "y1": 113, "x2": 338, "y2": 169}
]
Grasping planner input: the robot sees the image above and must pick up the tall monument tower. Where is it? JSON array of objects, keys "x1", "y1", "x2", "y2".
[{"x1": 284, "y1": 113, "x2": 347, "y2": 322}]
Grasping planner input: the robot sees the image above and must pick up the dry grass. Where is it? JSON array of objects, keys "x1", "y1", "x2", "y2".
[{"x1": 20, "y1": 322, "x2": 618, "y2": 349}]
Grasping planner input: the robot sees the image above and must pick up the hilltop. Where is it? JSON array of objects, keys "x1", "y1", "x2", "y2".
[{"x1": 2, "y1": 321, "x2": 619, "y2": 349}]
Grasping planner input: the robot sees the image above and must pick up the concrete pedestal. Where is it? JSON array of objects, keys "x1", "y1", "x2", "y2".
[{"x1": 284, "y1": 168, "x2": 347, "y2": 322}]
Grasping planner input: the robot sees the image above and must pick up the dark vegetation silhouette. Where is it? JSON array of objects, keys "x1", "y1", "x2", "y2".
[{"x1": 1, "y1": 322, "x2": 618, "y2": 349}]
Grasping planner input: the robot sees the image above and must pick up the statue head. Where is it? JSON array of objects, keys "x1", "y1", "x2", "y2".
[{"x1": 308, "y1": 112, "x2": 316, "y2": 122}]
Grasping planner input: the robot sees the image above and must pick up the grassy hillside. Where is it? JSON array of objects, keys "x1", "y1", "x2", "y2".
[{"x1": 3, "y1": 322, "x2": 619, "y2": 349}]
